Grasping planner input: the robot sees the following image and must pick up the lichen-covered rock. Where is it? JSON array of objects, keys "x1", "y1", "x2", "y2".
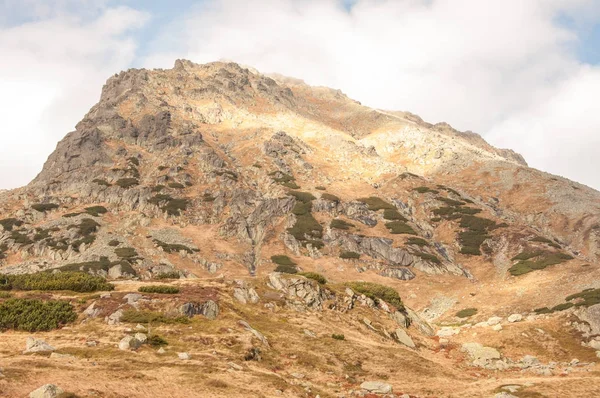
[
  {"x1": 267, "y1": 272, "x2": 331, "y2": 310},
  {"x1": 24, "y1": 337, "x2": 55, "y2": 354},
  {"x1": 180, "y1": 300, "x2": 220, "y2": 319}
]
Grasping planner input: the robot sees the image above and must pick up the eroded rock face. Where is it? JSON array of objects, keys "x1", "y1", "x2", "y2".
[
  {"x1": 576, "y1": 304, "x2": 600, "y2": 337},
  {"x1": 268, "y1": 272, "x2": 331, "y2": 311},
  {"x1": 180, "y1": 300, "x2": 220, "y2": 319}
]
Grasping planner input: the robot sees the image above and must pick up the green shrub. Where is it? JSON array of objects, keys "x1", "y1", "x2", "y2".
[
  {"x1": 151, "y1": 185, "x2": 165, "y2": 193},
  {"x1": 298, "y1": 272, "x2": 327, "y2": 284},
  {"x1": 346, "y1": 281, "x2": 403, "y2": 310},
  {"x1": 33, "y1": 229, "x2": 50, "y2": 242},
  {"x1": 149, "y1": 194, "x2": 172, "y2": 205},
  {"x1": 289, "y1": 191, "x2": 316, "y2": 203},
  {"x1": 332, "y1": 334, "x2": 345, "y2": 340},
  {"x1": 340, "y1": 251, "x2": 360, "y2": 259},
  {"x1": 282, "y1": 181, "x2": 300, "y2": 189},
  {"x1": 203, "y1": 193, "x2": 216, "y2": 202},
  {"x1": 288, "y1": 213, "x2": 323, "y2": 241},
  {"x1": 120, "y1": 309, "x2": 190, "y2": 324},
  {"x1": 155, "y1": 271, "x2": 181, "y2": 280},
  {"x1": 154, "y1": 239, "x2": 197, "y2": 254},
  {"x1": 315, "y1": 186, "x2": 326, "y2": 190},
  {"x1": 551, "y1": 302, "x2": 574, "y2": 312},
  {"x1": 413, "y1": 251, "x2": 441, "y2": 264},
  {"x1": 32, "y1": 203, "x2": 59, "y2": 212},
  {"x1": 271, "y1": 255, "x2": 296, "y2": 266},
  {"x1": 108, "y1": 240, "x2": 120, "y2": 247},
  {"x1": 406, "y1": 237, "x2": 428, "y2": 247},
  {"x1": 292, "y1": 201, "x2": 312, "y2": 216},
  {"x1": 138, "y1": 285, "x2": 180, "y2": 294},
  {"x1": 162, "y1": 198, "x2": 189, "y2": 216},
  {"x1": 509, "y1": 252, "x2": 573, "y2": 276},
  {"x1": 530, "y1": 236, "x2": 553, "y2": 244},
  {"x1": 85, "y1": 206, "x2": 108, "y2": 217},
  {"x1": 357, "y1": 197, "x2": 394, "y2": 211},
  {"x1": 413, "y1": 187, "x2": 437, "y2": 194},
  {"x1": 275, "y1": 264, "x2": 298, "y2": 274},
  {"x1": 534, "y1": 307, "x2": 552, "y2": 314},
  {"x1": 215, "y1": 170, "x2": 238, "y2": 181},
  {"x1": 565, "y1": 288, "x2": 600, "y2": 307},
  {"x1": 158, "y1": 165, "x2": 168, "y2": 171},
  {"x1": 10, "y1": 231, "x2": 33, "y2": 245},
  {"x1": 436, "y1": 196, "x2": 465, "y2": 207},
  {"x1": 269, "y1": 171, "x2": 295, "y2": 184},
  {"x1": 128, "y1": 157, "x2": 140, "y2": 166},
  {"x1": 0, "y1": 298, "x2": 77, "y2": 332},
  {"x1": 431, "y1": 217, "x2": 442, "y2": 222},
  {"x1": 459, "y1": 215, "x2": 498, "y2": 232},
  {"x1": 383, "y1": 209, "x2": 407, "y2": 221},
  {"x1": 511, "y1": 250, "x2": 544, "y2": 261},
  {"x1": 0, "y1": 271, "x2": 114, "y2": 292},
  {"x1": 331, "y1": 219, "x2": 354, "y2": 230},
  {"x1": 148, "y1": 334, "x2": 168, "y2": 347},
  {"x1": 116, "y1": 178, "x2": 139, "y2": 189},
  {"x1": 460, "y1": 246, "x2": 482, "y2": 255},
  {"x1": 385, "y1": 221, "x2": 416, "y2": 235},
  {"x1": 0, "y1": 218, "x2": 23, "y2": 231},
  {"x1": 168, "y1": 182, "x2": 185, "y2": 189},
  {"x1": 321, "y1": 193, "x2": 340, "y2": 203},
  {"x1": 456, "y1": 308, "x2": 478, "y2": 318},
  {"x1": 92, "y1": 179, "x2": 111, "y2": 187},
  {"x1": 115, "y1": 247, "x2": 138, "y2": 259}
]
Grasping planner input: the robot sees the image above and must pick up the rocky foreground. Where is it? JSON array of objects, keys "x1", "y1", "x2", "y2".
[{"x1": 1, "y1": 60, "x2": 600, "y2": 397}]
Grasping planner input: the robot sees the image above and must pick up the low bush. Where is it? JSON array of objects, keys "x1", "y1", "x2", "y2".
[
  {"x1": 456, "y1": 308, "x2": 478, "y2": 318},
  {"x1": 138, "y1": 285, "x2": 180, "y2": 294},
  {"x1": 215, "y1": 170, "x2": 238, "y2": 181},
  {"x1": 340, "y1": 251, "x2": 360, "y2": 259},
  {"x1": 32, "y1": 203, "x2": 59, "y2": 212},
  {"x1": 406, "y1": 237, "x2": 428, "y2": 247},
  {"x1": 292, "y1": 201, "x2": 312, "y2": 216},
  {"x1": 298, "y1": 272, "x2": 327, "y2": 284},
  {"x1": 346, "y1": 281, "x2": 403, "y2": 310},
  {"x1": 116, "y1": 178, "x2": 139, "y2": 189},
  {"x1": 0, "y1": 218, "x2": 23, "y2": 231},
  {"x1": 289, "y1": 191, "x2": 316, "y2": 203},
  {"x1": 0, "y1": 298, "x2": 77, "y2": 332},
  {"x1": 282, "y1": 181, "x2": 300, "y2": 189},
  {"x1": 534, "y1": 307, "x2": 552, "y2": 314},
  {"x1": 331, "y1": 219, "x2": 354, "y2": 230},
  {"x1": 315, "y1": 186, "x2": 326, "y2": 190},
  {"x1": 151, "y1": 185, "x2": 165, "y2": 193},
  {"x1": 127, "y1": 157, "x2": 140, "y2": 166},
  {"x1": 154, "y1": 239, "x2": 197, "y2": 254},
  {"x1": 332, "y1": 334, "x2": 345, "y2": 340},
  {"x1": 108, "y1": 240, "x2": 120, "y2": 247},
  {"x1": 412, "y1": 251, "x2": 441, "y2": 264},
  {"x1": 275, "y1": 264, "x2": 298, "y2": 274},
  {"x1": 271, "y1": 255, "x2": 296, "y2": 266},
  {"x1": 385, "y1": 221, "x2": 416, "y2": 235},
  {"x1": 10, "y1": 231, "x2": 33, "y2": 245},
  {"x1": 321, "y1": 193, "x2": 340, "y2": 203},
  {"x1": 565, "y1": 288, "x2": 600, "y2": 307},
  {"x1": 148, "y1": 334, "x2": 168, "y2": 347},
  {"x1": 0, "y1": 271, "x2": 113, "y2": 292},
  {"x1": 85, "y1": 206, "x2": 108, "y2": 217},
  {"x1": 92, "y1": 179, "x2": 111, "y2": 187},
  {"x1": 115, "y1": 247, "x2": 138, "y2": 259},
  {"x1": 551, "y1": 302, "x2": 574, "y2": 312},
  {"x1": 436, "y1": 196, "x2": 465, "y2": 207},
  {"x1": 155, "y1": 271, "x2": 181, "y2": 280},
  {"x1": 509, "y1": 252, "x2": 573, "y2": 276},
  {"x1": 120, "y1": 309, "x2": 190, "y2": 324},
  {"x1": 413, "y1": 186, "x2": 438, "y2": 194},
  {"x1": 168, "y1": 182, "x2": 185, "y2": 189},
  {"x1": 530, "y1": 236, "x2": 553, "y2": 245},
  {"x1": 149, "y1": 194, "x2": 172, "y2": 205},
  {"x1": 69, "y1": 218, "x2": 100, "y2": 236},
  {"x1": 288, "y1": 213, "x2": 323, "y2": 241},
  {"x1": 162, "y1": 198, "x2": 189, "y2": 216},
  {"x1": 357, "y1": 197, "x2": 394, "y2": 211},
  {"x1": 383, "y1": 209, "x2": 407, "y2": 221}
]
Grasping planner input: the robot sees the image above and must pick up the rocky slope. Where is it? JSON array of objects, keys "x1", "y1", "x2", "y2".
[{"x1": 1, "y1": 60, "x2": 600, "y2": 398}]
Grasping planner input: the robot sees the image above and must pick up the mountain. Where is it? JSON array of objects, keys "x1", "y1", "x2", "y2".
[{"x1": 1, "y1": 60, "x2": 600, "y2": 397}]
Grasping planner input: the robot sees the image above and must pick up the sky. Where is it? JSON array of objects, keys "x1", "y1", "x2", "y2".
[{"x1": 1, "y1": 0, "x2": 600, "y2": 190}]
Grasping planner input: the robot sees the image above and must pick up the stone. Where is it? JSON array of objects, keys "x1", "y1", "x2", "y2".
[
  {"x1": 29, "y1": 384, "x2": 64, "y2": 398},
  {"x1": 437, "y1": 327, "x2": 460, "y2": 337},
  {"x1": 393, "y1": 328, "x2": 416, "y2": 348},
  {"x1": 487, "y1": 316, "x2": 502, "y2": 326},
  {"x1": 492, "y1": 324, "x2": 503, "y2": 331},
  {"x1": 291, "y1": 372, "x2": 305, "y2": 379},
  {"x1": 49, "y1": 353, "x2": 75, "y2": 360},
  {"x1": 304, "y1": 329, "x2": 316, "y2": 338},
  {"x1": 588, "y1": 338, "x2": 600, "y2": 350},
  {"x1": 134, "y1": 333, "x2": 147, "y2": 344},
  {"x1": 123, "y1": 293, "x2": 143, "y2": 305},
  {"x1": 461, "y1": 342, "x2": 501, "y2": 366},
  {"x1": 508, "y1": 314, "x2": 523, "y2": 323},
  {"x1": 233, "y1": 281, "x2": 260, "y2": 304},
  {"x1": 135, "y1": 324, "x2": 147, "y2": 331},
  {"x1": 360, "y1": 381, "x2": 393, "y2": 394},
  {"x1": 157, "y1": 347, "x2": 166, "y2": 354},
  {"x1": 239, "y1": 320, "x2": 270, "y2": 347},
  {"x1": 180, "y1": 300, "x2": 220, "y2": 319},
  {"x1": 178, "y1": 352, "x2": 191, "y2": 360},
  {"x1": 24, "y1": 337, "x2": 55, "y2": 354},
  {"x1": 106, "y1": 309, "x2": 124, "y2": 325},
  {"x1": 118, "y1": 335, "x2": 142, "y2": 351},
  {"x1": 228, "y1": 362, "x2": 243, "y2": 370},
  {"x1": 501, "y1": 385, "x2": 522, "y2": 393},
  {"x1": 495, "y1": 394, "x2": 518, "y2": 398},
  {"x1": 83, "y1": 302, "x2": 101, "y2": 318},
  {"x1": 520, "y1": 355, "x2": 540, "y2": 368}
]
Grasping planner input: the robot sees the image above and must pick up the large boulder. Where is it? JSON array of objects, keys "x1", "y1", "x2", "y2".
[
  {"x1": 233, "y1": 281, "x2": 260, "y2": 304},
  {"x1": 118, "y1": 335, "x2": 142, "y2": 351},
  {"x1": 393, "y1": 328, "x2": 416, "y2": 348},
  {"x1": 24, "y1": 337, "x2": 55, "y2": 354},
  {"x1": 180, "y1": 300, "x2": 220, "y2": 319},
  {"x1": 360, "y1": 381, "x2": 393, "y2": 394}
]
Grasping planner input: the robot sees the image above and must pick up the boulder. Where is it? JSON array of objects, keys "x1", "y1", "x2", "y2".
[
  {"x1": 180, "y1": 300, "x2": 220, "y2": 319},
  {"x1": 393, "y1": 328, "x2": 416, "y2": 348},
  {"x1": 267, "y1": 272, "x2": 330, "y2": 310},
  {"x1": 233, "y1": 281, "x2": 260, "y2": 304},
  {"x1": 576, "y1": 304, "x2": 600, "y2": 336},
  {"x1": 106, "y1": 309, "x2": 124, "y2": 325},
  {"x1": 29, "y1": 384, "x2": 64, "y2": 398},
  {"x1": 83, "y1": 302, "x2": 101, "y2": 318},
  {"x1": 178, "y1": 352, "x2": 191, "y2": 360},
  {"x1": 508, "y1": 314, "x2": 522, "y2": 323},
  {"x1": 461, "y1": 342, "x2": 501, "y2": 367},
  {"x1": 118, "y1": 335, "x2": 142, "y2": 351},
  {"x1": 239, "y1": 320, "x2": 270, "y2": 347},
  {"x1": 360, "y1": 381, "x2": 393, "y2": 394},
  {"x1": 487, "y1": 316, "x2": 502, "y2": 326},
  {"x1": 134, "y1": 333, "x2": 148, "y2": 344},
  {"x1": 24, "y1": 337, "x2": 55, "y2": 354}
]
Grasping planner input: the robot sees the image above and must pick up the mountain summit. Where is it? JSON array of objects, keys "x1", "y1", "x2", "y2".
[{"x1": 1, "y1": 60, "x2": 600, "y2": 397}]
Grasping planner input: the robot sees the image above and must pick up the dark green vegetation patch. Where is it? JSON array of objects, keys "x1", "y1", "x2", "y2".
[
  {"x1": 138, "y1": 285, "x2": 180, "y2": 294},
  {"x1": 566, "y1": 288, "x2": 600, "y2": 307},
  {"x1": 406, "y1": 237, "x2": 428, "y2": 247},
  {"x1": 385, "y1": 221, "x2": 417, "y2": 235},
  {"x1": 120, "y1": 309, "x2": 190, "y2": 324},
  {"x1": 412, "y1": 251, "x2": 441, "y2": 264},
  {"x1": 154, "y1": 239, "x2": 198, "y2": 254},
  {"x1": 321, "y1": 193, "x2": 340, "y2": 203},
  {"x1": 92, "y1": 179, "x2": 111, "y2": 186},
  {"x1": 456, "y1": 308, "x2": 478, "y2": 318},
  {"x1": 271, "y1": 255, "x2": 296, "y2": 266},
  {"x1": 413, "y1": 186, "x2": 438, "y2": 194},
  {"x1": 330, "y1": 219, "x2": 354, "y2": 230},
  {"x1": 116, "y1": 178, "x2": 139, "y2": 189},
  {"x1": 0, "y1": 298, "x2": 77, "y2": 332},
  {"x1": 59, "y1": 256, "x2": 136, "y2": 277},
  {"x1": 332, "y1": 334, "x2": 345, "y2": 340},
  {"x1": 149, "y1": 194, "x2": 189, "y2": 216},
  {"x1": 346, "y1": 281, "x2": 403, "y2": 310},
  {"x1": 0, "y1": 271, "x2": 114, "y2": 292},
  {"x1": 32, "y1": 203, "x2": 59, "y2": 212},
  {"x1": 298, "y1": 272, "x2": 327, "y2": 285},
  {"x1": 84, "y1": 206, "x2": 108, "y2": 217},
  {"x1": 154, "y1": 271, "x2": 181, "y2": 280},
  {"x1": 357, "y1": 197, "x2": 395, "y2": 211},
  {"x1": 340, "y1": 251, "x2": 360, "y2": 259},
  {"x1": 508, "y1": 251, "x2": 573, "y2": 276},
  {"x1": 0, "y1": 218, "x2": 23, "y2": 231},
  {"x1": 383, "y1": 208, "x2": 407, "y2": 221}
]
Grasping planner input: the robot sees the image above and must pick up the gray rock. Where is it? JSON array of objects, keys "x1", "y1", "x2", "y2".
[
  {"x1": 29, "y1": 384, "x2": 65, "y2": 398},
  {"x1": 118, "y1": 335, "x2": 142, "y2": 351},
  {"x1": 228, "y1": 362, "x2": 243, "y2": 371},
  {"x1": 24, "y1": 337, "x2": 55, "y2": 354},
  {"x1": 268, "y1": 272, "x2": 331, "y2": 311},
  {"x1": 461, "y1": 342, "x2": 501, "y2": 367},
  {"x1": 134, "y1": 333, "x2": 147, "y2": 344},
  {"x1": 360, "y1": 381, "x2": 393, "y2": 394},
  {"x1": 178, "y1": 352, "x2": 191, "y2": 360},
  {"x1": 576, "y1": 304, "x2": 600, "y2": 336},
  {"x1": 106, "y1": 309, "x2": 124, "y2": 325},
  {"x1": 495, "y1": 394, "x2": 518, "y2": 398},
  {"x1": 180, "y1": 300, "x2": 219, "y2": 320},
  {"x1": 393, "y1": 328, "x2": 416, "y2": 348},
  {"x1": 508, "y1": 314, "x2": 523, "y2": 323},
  {"x1": 233, "y1": 281, "x2": 260, "y2": 304},
  {"x1": 123, "y1": 293, "x2": 143, "y2": 305},
  {"x1": 157, "y1": 347, "x2": 166, "y2": 354},
  {"x1": 49, "y1": 353, "x2": 75, "y2": 360},
  {"x1": 239, "y1": 320, "x2": 270, "y2": 347},
  {"x1": 83, "y1": 302, "x2": 101, "y2": 318},
  {"x1": 487, "y1": 316, "x2": 502, "y2": 326}
]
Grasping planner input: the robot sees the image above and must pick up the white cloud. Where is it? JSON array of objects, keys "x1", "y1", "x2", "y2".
[
  {"x1": 144, "y1": 0, "x2": 600, "y2": 189},
  {"x1": 0, "y1": 4, "x2": 149, "y2": 188}
]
